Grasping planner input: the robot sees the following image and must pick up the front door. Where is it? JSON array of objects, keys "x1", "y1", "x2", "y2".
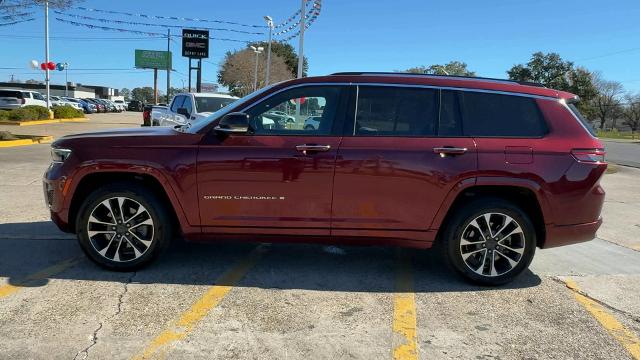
[
  {"x1": 197, "y1": 85, "x2": 348, "y2": 235},
  {"x1": 331, "y1": 86, "x2": 477, "y2": 242}
]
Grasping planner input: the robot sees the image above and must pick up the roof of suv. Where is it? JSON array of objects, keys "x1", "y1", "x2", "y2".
[{"x1": 281, "y1": 73, "x2": 577, "y2": 101}]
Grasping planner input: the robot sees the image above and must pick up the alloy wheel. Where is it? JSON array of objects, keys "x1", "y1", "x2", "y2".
[
  {"x1": 459, "y1": 212, "x2": 526, "y2": 277},
  {"x1": 86, "y1": 196, "x2": 155, "y2": 262}
]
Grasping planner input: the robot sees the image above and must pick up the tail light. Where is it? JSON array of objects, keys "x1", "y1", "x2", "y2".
[
  {"x1": 20, "y1": 98, "x2": 25, "y2": 104},
  {"x1": 571, "y1": 148, "x2": 606, "y2": 164}
]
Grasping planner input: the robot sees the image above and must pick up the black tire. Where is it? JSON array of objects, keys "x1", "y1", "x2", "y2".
[
  {"x1": 439, "y1": 197, "x2": 536, "y2": 286},
  {"x1": 76, "y1": 182, "x2": 173, "y2": 271}
]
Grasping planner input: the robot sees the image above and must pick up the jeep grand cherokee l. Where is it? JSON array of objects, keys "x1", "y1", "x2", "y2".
[{"x1": 44, "y1": 73, "x2": 606, "y2": 285}]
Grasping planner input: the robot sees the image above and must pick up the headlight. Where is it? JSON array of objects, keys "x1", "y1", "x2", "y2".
[{"x1": 51, "y1": 148, "x2": 72, "y2": 163}]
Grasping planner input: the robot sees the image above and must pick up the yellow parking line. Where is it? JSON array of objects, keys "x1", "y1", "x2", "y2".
[
  {"x1": 564, "y1": 279, "x2": 640, "y2": 359},
  {"x1": 393, "y1": 251, "x2": 418, "y2": 360},
  {"x1": 0, "y1": 257, "x2": 80, "y2": 298},
  {"x1": 131, "y1": 244, "x2": 269, "y2": 360}
]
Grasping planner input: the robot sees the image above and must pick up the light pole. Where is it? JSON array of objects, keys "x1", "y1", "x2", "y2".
[
  {"x1": 44, "y1": 0, "x2": 50, "y2": 110},
  {"x1": 249, "y1": 45, "x2": 264, "y2": 91},
  {"x1": 297, "y1": 0, "x2": 306, "y2": 79},
  {"x1": 263, "y1": 16, "x2": 274, "y2": 85},
  {"x1": 64, "y1": 62, "x2": 69, "y2": 96}
]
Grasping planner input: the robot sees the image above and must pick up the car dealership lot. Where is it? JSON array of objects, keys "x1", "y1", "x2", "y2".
[{"x1": 0, "y1": 114, "x2": 639, "y2": 359}]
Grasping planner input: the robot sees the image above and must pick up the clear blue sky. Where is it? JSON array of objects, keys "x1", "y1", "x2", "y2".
[{"x1": 1, "y1": 0, "x2": 639, "y2": 92}]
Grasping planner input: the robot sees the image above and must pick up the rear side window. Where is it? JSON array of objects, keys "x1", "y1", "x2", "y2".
[
  {"x1": 568, "y1": 103, "x2": 596, "y2": 137},
  {"x1": 354, "y1": 86, "x2": 438, "y2": 136},
  {"x1": 439, "y1": 91, "x2": 463, "y2": 136},
  {"x1": 0, "y1": 90, "x2": 23, "y2": 98},
  {"x1": 460, "y1": 92, "x2": 547, "y2": 137},
  {"x1": 32, "y1": 92, "x2": 44, "y2": 100}
]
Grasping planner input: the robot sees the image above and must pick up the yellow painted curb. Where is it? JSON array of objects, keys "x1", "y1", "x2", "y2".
[
  {"x1": 59, "y1": 117, "x2": 87, "y2": 122},
  {"x1": 0, "y1": 135, "x2": 54, "y2": 148},
  {"x1": 0, "y1": 139, "x2": 36, "y2": 147},
  {"x1": 0, "y1": 119, "x2": 59, "y2": 126}
]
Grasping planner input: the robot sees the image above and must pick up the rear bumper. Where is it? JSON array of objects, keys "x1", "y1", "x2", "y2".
[{"x1": 542, "y1": 218, "x2": 602, "y2": 248}]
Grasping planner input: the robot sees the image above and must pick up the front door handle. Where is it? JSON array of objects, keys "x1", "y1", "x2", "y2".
[
  {"x1": 296, "y1": 144, "x2": 331, "y2": 155},
  {"x1": 433, "y1": 146, "x2": 468, "y2": 156}
]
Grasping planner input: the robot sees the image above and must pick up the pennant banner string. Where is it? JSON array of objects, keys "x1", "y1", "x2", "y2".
[
  {"x1": 70, "y1": 6, "x2": 266, "y2": 28},
  {"x1": 54, "y1": 11, "x2": 265, "y2": 35}
]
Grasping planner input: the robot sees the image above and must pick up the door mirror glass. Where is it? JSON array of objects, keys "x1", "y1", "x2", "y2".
[
  {"x1": 214, "y1": 112, "x2": 250, "y2": 134},
  {"x1": 177, "y1": 107, "x2": 190, "y2": 118}
]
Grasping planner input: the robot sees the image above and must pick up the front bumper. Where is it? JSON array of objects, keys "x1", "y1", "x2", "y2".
[
  {"x1": 543, "y1": 218, "x2": 602, "y2": 248},
  {"x1": 43, "y1": 163, "x2": 74, "y2": 233}
]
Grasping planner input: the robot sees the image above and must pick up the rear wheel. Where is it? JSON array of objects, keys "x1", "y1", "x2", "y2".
[
  {"x1": 76, "y1": 182, "x2": 172, "y2": 271},
  {"x1": 440, "y1": 198, "x2": 536, "y2": 285}
]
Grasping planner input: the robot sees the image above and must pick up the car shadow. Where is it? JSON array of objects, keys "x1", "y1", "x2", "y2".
[{"x1": 0, "y1": 221, "x2": 542, "y2": 293}]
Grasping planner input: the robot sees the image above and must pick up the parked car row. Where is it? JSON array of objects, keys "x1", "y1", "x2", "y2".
[{"x1": 0, "y1": 88, "x2": 127, "y2": 114}]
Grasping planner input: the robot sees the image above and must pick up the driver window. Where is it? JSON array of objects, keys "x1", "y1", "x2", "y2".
[
  {"x1": 171, "y1": 96, "x2": 184, "y2": 112},
  {"x1": 246, "y1": 86, "x2": 342, "y2": 135}
]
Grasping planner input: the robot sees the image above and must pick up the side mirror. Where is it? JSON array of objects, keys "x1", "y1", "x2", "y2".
[
  {"x1": 214, "y1": 112, "x2": 250, "y2": 134},
  {"x1": 177, "y1": 107, "x2": 190, "y2": 118}
]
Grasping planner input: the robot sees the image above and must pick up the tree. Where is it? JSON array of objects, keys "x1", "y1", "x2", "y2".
[
  {"x1": 131, "y1": 87, "x2": 155, "y2": 103},
  {"x1": 218, "y1": 49, "x2": 293, "y2": 97},
  {"x1": 507, "y1": 52, "x2": 598, "y2": 116},
  {"x1": 592, "y1": 73, "x2": 624, "y2": 130},
  {"x1": 119, "y1": 88, "x2": 131, "y2": 100},
  {"x1": 622, "y1": 94, "x2": 640, "y2": 134},
  {"x1": 249, "y1": 41, "x2": 307, "y2": 77},
  {"x1": 405, "y1": 61, "x2": 476, "y2": 76}
]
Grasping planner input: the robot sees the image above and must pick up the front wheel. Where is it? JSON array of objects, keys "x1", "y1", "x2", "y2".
[
  {"x1": 76, "y1": 182, "x2": 172, "y2": 271},
  {"x1": 440, "y1": 198, "x2": 536, "y2": 286}
]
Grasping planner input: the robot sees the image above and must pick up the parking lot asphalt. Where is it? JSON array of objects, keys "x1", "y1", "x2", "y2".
[{"x1": 0, "y1": 112, "x2": 639, "y2": 359}]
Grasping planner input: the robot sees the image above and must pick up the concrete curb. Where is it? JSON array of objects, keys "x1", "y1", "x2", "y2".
[
  {"x1": 0, "y1": 135, "x2": 54, "y2": 148},
  {"x1": 0, "y1": 118, "x2": 87, "y2": 126}
]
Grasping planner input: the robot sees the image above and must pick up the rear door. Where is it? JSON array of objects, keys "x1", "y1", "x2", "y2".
[
  {"x1": 197, "y1": 84, "x2": 349, "y2": 235},
  {"x1": 331, "y1": 85, "x2": 477, "y2": 242}
]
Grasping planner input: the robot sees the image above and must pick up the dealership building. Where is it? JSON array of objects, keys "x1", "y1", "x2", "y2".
[{"x1": 0, "y1": 82, "x2": 121, "y2": 100}]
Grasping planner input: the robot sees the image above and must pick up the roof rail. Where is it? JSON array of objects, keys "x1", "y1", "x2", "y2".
[{"x1": 329, "y1": 72, "x2": 546, "y2": 88}]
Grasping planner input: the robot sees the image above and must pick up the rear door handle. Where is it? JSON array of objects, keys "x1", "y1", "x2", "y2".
[
  {"x1": 433, "y1": 146, "x2": 468, "y2": 156},
  {"x1": 296, "y1": 144, "x2": 331, "y2": 155}
]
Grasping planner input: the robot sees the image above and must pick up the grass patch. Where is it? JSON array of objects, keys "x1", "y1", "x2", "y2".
[
  {"x1": 596, "y1": 130, "x2": 638, "y2": 140},
  {"x1": 0, "y1": 131, "x2": 18, "y2": 140}
]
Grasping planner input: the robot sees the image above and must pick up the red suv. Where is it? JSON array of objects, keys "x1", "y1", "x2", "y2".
[{"x1": 44, "y1": 73, "x2": 606, "y2": 285}]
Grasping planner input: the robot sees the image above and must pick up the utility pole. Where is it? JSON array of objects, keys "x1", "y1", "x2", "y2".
[
  {"x1": 166, "y1": 29, "x2": 171, "y2": 102},
  {"x1": 296, "y1": 0, "x2": 306, "y2": 79},
  {"x1": 263, "y1": 16, "x2": 274, "y2": 85},
  {"x1": 44, "y1": 0, "x2": 50, "y2": 110}
]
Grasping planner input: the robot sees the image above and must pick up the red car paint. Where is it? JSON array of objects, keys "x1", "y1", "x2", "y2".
[{"x1": 44, "y1": 74, "x2": 606, "y2": 250}]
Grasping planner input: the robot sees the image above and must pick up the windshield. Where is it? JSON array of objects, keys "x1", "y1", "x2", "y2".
[
  {"x1": 194, "y1": 96, "x2": 237, "y2": 113},
  {"x1": 187, "y1": 85, "x2": 277, "y2": 133}
]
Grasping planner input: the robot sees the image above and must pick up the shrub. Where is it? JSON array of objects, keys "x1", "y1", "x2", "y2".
[
  {"x1": 8, "y1": 107, "x2": 40, "y2": 121},
  {"x1": 0, "y1": 110, "x2": 9, "y2": 121},
  {"x1": 23, "y1": 105, "x2": 50, "y2": 119},
  {"x1": 53, "y1": 105, "x2": 84, "y2": 119}
]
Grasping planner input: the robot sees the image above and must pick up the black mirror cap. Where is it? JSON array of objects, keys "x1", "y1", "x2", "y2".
[{"x1": 215, "y1": 112, "x2": 250, "y2": 134}]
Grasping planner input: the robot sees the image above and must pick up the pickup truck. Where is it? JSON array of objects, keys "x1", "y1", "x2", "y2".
[{"x1": 152, "y1": 92, "x2": 238, "y2": 127}]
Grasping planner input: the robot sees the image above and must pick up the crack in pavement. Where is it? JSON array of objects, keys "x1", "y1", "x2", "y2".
[{"x1": 73, "y1": 271, "x2": 137, "y2": 360}]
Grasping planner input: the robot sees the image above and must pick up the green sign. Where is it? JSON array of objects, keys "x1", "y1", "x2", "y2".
[{"x1": 135, "y1": 50, "x2": 172, "y2": 69}]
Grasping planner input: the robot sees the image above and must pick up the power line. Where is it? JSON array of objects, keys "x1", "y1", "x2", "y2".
[{"x1": 576, "y1": 47, "x2": 640, "y2": 62}]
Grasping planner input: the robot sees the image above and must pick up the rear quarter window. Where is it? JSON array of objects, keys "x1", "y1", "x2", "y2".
[
  {"x1": 460, "y1": 91, "x2": 547, "y2": 137},
  {"x1": 0, "y1": 90, "x2": 23, "y2": 98}
]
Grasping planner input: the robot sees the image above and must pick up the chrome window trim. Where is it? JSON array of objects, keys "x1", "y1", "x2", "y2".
[{"x1": 237, "y1": 82, "x2": 558, "y2": 115}]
